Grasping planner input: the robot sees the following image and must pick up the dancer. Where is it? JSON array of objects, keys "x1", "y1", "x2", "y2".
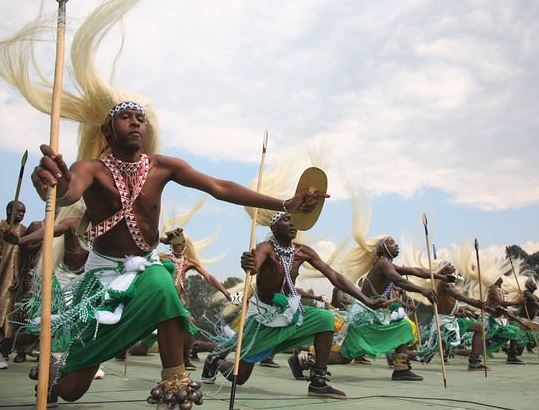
[
  {"x1": 202, "y1": 211, "x2": 386, "y2": 399},
  {"x1": 417, "y1": 261, "x2": 488, "y2": 370},
  {"x1": 1, "y1": 1, "x2": 325, "y2": 407},
  {"x1": 0, "y1": 200, "x2": 27, "y2": 369},
  {"x1": 339, "y1": 194, "x2": 448, "y2": 381},
  {"x1": 486, "y1": 277, "x2": 528, "y2": 364}
]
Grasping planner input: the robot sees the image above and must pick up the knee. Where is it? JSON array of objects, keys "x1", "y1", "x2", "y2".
[
  {"x1": 236, "y1": 375, "x2": 250, "y2": 385},
  {"x1": 60, "y1": 391, "x2": 85, "y2": 402}
]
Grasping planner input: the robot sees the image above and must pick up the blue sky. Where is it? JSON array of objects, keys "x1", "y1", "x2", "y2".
[{"x1": 1, "y1": 0, "x2": 538, "y2": 281}]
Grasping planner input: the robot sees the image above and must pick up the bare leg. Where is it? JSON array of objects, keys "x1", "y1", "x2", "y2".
[
  {"x1": 313, "y1": 331, "x2": 332, "y2": 367},
  {"x1": 327, "y1": 351, "x2": 352, "y2": 365},
  {"x1": 468, "y1": 323, "x2": 487, "y2": 370},
  {"x1": 471, "y1": 323, "x2": 483, "y2": 355},
  {"x1": 216, "y1": 359, "x2": 255, "y2": 385},
  {"x1": 56, "y1": 365, "x2": 100, "y2": 402},
  {"x1": 157, "y1": 317, "x2": 185, "y2": 368}
]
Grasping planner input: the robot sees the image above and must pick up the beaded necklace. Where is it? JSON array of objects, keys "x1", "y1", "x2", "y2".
[
  {"x1": 270, "y1": 239, "x2": 301, "y2": 307},
  {"x1": 82, "y1": 154, "x2": 151, "y2": 251},
  {"x1": 170, "y1": 251, "x2": 187, "y2": 291}
]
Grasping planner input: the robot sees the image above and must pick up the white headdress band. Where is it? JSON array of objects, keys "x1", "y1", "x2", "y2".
[
  {"x1": 108, "y1": 100, "x2": 146, "y2": 119},
  {"x1": 270, "y1": 211, "x2": 287, "y2": 227}
]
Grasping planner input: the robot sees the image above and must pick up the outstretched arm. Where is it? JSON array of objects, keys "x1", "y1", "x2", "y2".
[
  {"x1": 192, "y1": 261, "x2": 231, "y2": 301},
  {"x1": 31, "y1": 145, "x2": 95, "y2": 206},
  {"x1": 443, "y1": 283, "x2": 486, "y2": 310},
  {"x1": 164, "y1": 155, "x2": 327, "y2": 213},
  {"x1": 4, "y1": 218, "x2": 80, "y2": 246},
  {"x1": 304, "y1": 246, "x2": 384, "y2": 309},
  {"x1": 395, "y1": 265, "x2": 448, "y2": 281},
  {"x1": 383, "y1": 260, "x2": 438, "y2": 304}
]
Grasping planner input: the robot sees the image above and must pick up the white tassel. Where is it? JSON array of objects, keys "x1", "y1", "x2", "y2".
[{"x1": 95, "y1": 303, "x2": 124, "y2": 325}]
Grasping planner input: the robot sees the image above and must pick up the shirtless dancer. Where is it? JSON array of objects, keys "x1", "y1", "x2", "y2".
[
  {"x1": 31, "y1": 101, "x2": 323, "y2": 407},
  {"x1": 486, "y1": 277, "x2": 528, "y2": 364},
  {"x1": 202, "y1": 212, "x2": 385, "y2": 399},
  {"x1": 418, "y1": 262, "x2": 488, "y2": 370},
  {"x1": 357, "y1": 236, "x2": 452, "y2": 380}
]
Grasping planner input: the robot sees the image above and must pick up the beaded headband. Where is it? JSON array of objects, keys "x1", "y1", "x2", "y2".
[
  {"x1": 270, "y1": 211, "x2": 287, "y2": 227},
  {"x1": 108, "y1": 101, "x2": 146, "y2": 118}
]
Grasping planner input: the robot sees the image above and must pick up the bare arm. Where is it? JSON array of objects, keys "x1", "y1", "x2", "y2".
[
  {"x1": 443, "y1": 283, "x2": 485, "y2": 310},
  {"x1": 192, "y1": 261, "x2": 231, "y2": 301},
  {"x1": 382, "y1": 260, "x2": 436, "y2": 301},
  {"x1": 296, "y1": 287, "x2": 324, "y2": 302},
  {"x1": 304, "y1": 246, "x2": 384, "y2": 308},
  {"x1": 21, "y1": 218, "x2": 79, "y2": 246},
  {"x1": 164, "y1": 156, "x2": 327, "y2": 213},
  {"x1": 395, "y1": 265, "x2": 447, "y2": 281},
  {"x1": 4, "y1": 218, "x2": 80, "y2": 246},
  {"x1": 240, "y1": 242, "x2": 273, "y2": 275},
  {"x1": 31, "y1": 145, "x2": 95, "y2": 206}
]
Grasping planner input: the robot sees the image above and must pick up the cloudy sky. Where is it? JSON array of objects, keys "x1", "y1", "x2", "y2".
[{"x1": 0, "y1": 0, "x2": 537, "y2": 281}]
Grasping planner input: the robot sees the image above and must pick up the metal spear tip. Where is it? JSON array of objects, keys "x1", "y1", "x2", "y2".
[
  {"x1": 21, "y1": 150, "x2": 28, "y2": 166},
  {"x1": 421, "y1": 213, "x2": 428, "y2": 226},
  {"x1": 263, "y1": 130, "x2": 269, "y2": 152},
  {"x1": 474, "y1": 238, "x2": 479, "y2": 250}
]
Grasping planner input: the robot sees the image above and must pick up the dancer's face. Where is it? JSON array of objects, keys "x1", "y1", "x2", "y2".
[
  {"x1": 272, "y1": 214, "x2": 297, "y2": 242},
  {"x1": 526, "y1": 279, "x2": 537, "y2": 292},
  {"x1": 439, "y1": 263, "x2": 456, "y2": 276},
  {"x1": 7, "y1": 201, "x2": 25, "y2": 224},
  {"x1": 381, "y1": 237, "x2": 399, "y2": 258},
  {"x1": 103, "y1": 109, "x2": 147, "y2": 152}
]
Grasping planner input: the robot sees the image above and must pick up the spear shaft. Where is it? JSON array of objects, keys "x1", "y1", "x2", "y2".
[
  {"x1": 422, "y1": 213, "x2": 447, "y2": 388},
  {"x1": 36, "y1": 1, "x2": 68, "y2": 408},
  {"x1": 474, "y1": 239, "x2": 489, "y2": 378},
  {"x1": 229, "y1": 131, "x2": 268, "y2": 410}
]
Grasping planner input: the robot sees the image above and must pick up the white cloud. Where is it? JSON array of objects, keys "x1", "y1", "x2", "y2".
[{"x1": 0, "y1": 0, "x2": 538, "y2": 210}]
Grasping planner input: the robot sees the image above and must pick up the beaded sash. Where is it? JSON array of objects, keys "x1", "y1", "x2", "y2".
[{"x1": 81, "y1": 154, "x2": 152, "y2": 251}]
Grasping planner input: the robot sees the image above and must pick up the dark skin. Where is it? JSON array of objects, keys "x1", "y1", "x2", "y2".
[
  {"x1": 360, "y1": 237, "x2": 452, "y2": 356},
  {"x1": 520, "y1": 280, "x2": 539, "y2": 319},
  {"x1": 486, "y1": 278, "x2": 523, "y2": 316},
  {"x1": 159, "y1": 229, "x2": 231, "y2": 301},
  {"x1": 32, "y1": 110, "x2": 328, "y2": 258},
  {"x1": 30, "y1": 110, "x2": 327, "y2": 401},
  {"x1": 4, "y1": 217, "x2": 88, "y2": 272},
  {"x1": 435, "y1": 264, "x2": 487, "y2": 357},
  {"x1": 360, "y1": 237, "x2": 448, "y2": 304},
  {"x1": 219, "y1": 214, "x2": 385, "y2": 384},
  {"x1": 0, "y1": 201, "x2": 26, "y2": 291},
  {"x1": 486, "y1": 278, "x2": 532, "y2": 342}
]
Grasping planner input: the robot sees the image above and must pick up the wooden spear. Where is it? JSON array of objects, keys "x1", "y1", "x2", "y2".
[
  {"x1": 0, "y1": 150, "x2": 28, "y2": 275},
  {"x1": 506, "y1": 248, "x2": 539, "y2": 358},
  {"x1": 474, "y1": 239, "x2": 489, "y2": 378},
  {"x1": 422, "y1": 213, "x2": 448, "y2": 388},
  {"x1": 404, "y1": 277, "x2": 422, "y2": 347},
  {"x1": 229, "y1": 131, "x2": 268, "y2": 410},
  {"x1": 36, "y1": 1, "x2": 68, "y2": 408}
]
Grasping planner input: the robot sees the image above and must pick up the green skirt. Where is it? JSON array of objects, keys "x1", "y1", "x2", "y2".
[
  {"x1": 62, "y1": 262, "x2": 192, "y2": 374},
  {"x1": 485, "y1": 319, "x2": 522, "y2": 354},
  {"x1": 234, "y1": 306, "x2": 334, "y2": 363},
  {"x1": 340, "y1": 318, "x2": 415, "y2": 359}
]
